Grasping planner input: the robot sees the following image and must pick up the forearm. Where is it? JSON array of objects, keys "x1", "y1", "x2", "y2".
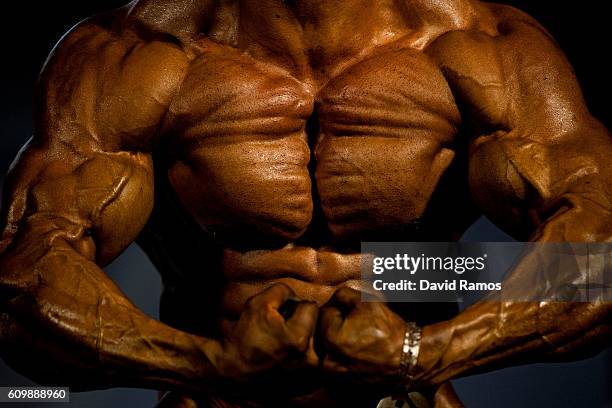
[
  {"x1": 413, "y1": 300, "x2": 610, "y2": 386},
  {"x1": 412, "y1": 204, "x2": 612, "y2": 386},
  {"x1": 0, "y1": 219, "x2": 224, "y2": 393}
]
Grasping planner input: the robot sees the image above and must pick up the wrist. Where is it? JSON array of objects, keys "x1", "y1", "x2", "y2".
[
  {"x1": 208, "y1": 337, "x2": 245, "y2": 384},
  {"x1": 409, "y1": 320, "x2": 453, "y2": 387},
  {"x1": 397, "y1": 321, "x2": 422, "y2": 387}
]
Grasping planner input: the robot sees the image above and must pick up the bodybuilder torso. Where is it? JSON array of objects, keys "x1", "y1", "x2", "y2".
[
  {"x1": 4, "y1": 0, "x2": 610, "y2": 407},
  {"x1": 139, "y1": 1, "x2": 479, "y2": 338}
]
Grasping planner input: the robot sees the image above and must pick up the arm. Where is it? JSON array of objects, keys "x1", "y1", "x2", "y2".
[
  {"x1": 315, "y1": 4, "x2": 611, "y2": 390},
  {"x1": 412, "y1": 4, "x2": 612, "y2": 385},
  {"x1": 0, "y1": 17, "x2": 317, "y2": 393}
]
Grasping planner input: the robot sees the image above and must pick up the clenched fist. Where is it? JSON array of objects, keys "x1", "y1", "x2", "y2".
[
  {"x1": 317, "y1": 287, "x2": 407, "y2": 385},
  {"x1": 218, "y1": 283, "x2": 319, "y2": 383}
]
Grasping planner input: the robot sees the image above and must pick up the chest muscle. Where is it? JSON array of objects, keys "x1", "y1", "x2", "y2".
[{"x1": 165, "y1": 45, "x2": 460, "y2": 245}]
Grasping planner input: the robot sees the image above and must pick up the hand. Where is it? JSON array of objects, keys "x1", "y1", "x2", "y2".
[
  {"x1": 218, "y1": 283, "x2": 319, "y2": 383},
  {"x1": 317, "y1": 287, "x2": 406, "y2": 385}
]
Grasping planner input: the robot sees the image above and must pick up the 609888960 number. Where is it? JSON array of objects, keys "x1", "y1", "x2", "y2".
[{"x1": 1, "y1": 387, "x2": 69, "y2": 402}]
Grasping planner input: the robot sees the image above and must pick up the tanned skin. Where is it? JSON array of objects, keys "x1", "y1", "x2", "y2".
[{"x1": 0, "y1": 0, "x2": 610, "y2": 407}]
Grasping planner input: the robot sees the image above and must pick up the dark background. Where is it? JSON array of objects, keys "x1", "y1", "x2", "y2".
[{"x1": 0, "y1": 1, "x2": 610, "y2": 407}]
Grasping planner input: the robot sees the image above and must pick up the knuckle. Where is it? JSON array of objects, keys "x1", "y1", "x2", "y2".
[
  {"x1": 272, "y1": 282, "x2": 291, "y2": 291},
  {"x1": 334, "y1": 286, "x2": 353, "y2": 297},
  {"x1": 322, "y1": 328, "x2": 340, "y2": 345},
  {"x1": 290, "y1": 333, "x2": 310, "y2": 353},
  {"x1": 272, "y1": 282, "x2": 295, "y2": 297},
  {"x1": 243, "y1": 295, "x2": 258, "y2": 311},
  {"x1": 339, "y1": 286, "x2": 355, "y2": 294},
  {"x1": 300, "y1": 301, "x2": 318, "y2": 317},
  {"x1": 318, "y1": 310, "x2": 334, "y2": 329}
]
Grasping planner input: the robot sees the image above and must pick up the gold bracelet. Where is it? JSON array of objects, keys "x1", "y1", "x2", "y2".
[{"x1": 399, "y1": 321, "x2": 421, "y2": 385}]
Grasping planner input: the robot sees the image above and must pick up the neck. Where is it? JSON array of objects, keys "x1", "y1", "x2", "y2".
[
  {"x1": 237, "y1": 0, "x2": 410, "y2": 78},
  {"x1": 281, "y1": 0, "x2": 381, "y2": 25},
  {"x1": 247, "y1": 0, "x2": 405, "y2": 33}
]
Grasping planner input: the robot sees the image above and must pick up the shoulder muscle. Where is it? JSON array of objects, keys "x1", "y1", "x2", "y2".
[
  {"x1": 38, "y1": 14, "x2": 189, "y2": 152},
  {"x1": 426, "y1": 3, "x2": 589, "y2": 135}
]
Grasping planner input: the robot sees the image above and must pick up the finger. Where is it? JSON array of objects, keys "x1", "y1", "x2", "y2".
[
  {"x1": 304, "y1": 335, "x2": 320, "y2": 368},
  {"x1": 318, "y1": 303, "x2": 345, "y2": 341},
  {"x1": 248, "y1": 282, "x2": 295, "y2": 310},
  {"x1": 326, "y1": 286, "x2": 362, "y2": 315},
  {"x1": 286, "y1": 301, "x2": 318, "y2": 350},
  {"x1": 322, "y1": 355, "x2": 350, "y2": 374}
]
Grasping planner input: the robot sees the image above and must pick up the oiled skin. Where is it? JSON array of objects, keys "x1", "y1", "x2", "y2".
[{"x1": 0, "y1": 0, "x2": 611, "y2": 407}]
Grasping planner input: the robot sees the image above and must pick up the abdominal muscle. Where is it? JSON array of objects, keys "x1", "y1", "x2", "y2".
[{"x1": 220, "y1": 244, "x2": 368, "y2": 320}]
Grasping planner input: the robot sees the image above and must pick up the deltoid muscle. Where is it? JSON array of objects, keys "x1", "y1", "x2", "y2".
[{"x1": 0, "y1": 0, "x2": 610, "y2": 407}]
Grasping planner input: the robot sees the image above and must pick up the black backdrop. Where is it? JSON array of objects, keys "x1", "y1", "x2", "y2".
[{"x1": 0, "y1": 1, "x2": 610, "y2": 407}]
